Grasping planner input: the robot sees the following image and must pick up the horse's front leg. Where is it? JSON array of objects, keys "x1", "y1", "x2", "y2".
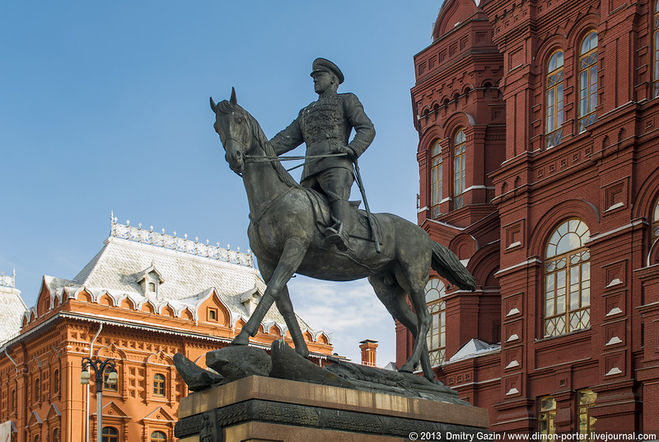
[
  {"x1": 233, "y1": 237, "x2": 308, "y2": 345},
  {"x1": 251, "y1": 260, "x2": 309, "y2": 358},
  {"x1": 275, "y1": 285, "x2": 308, "y2": 358}
]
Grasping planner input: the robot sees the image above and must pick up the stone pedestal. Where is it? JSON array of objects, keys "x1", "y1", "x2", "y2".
[{"x1": 176, "y1": 376, "x2": 489, "y2": 441}]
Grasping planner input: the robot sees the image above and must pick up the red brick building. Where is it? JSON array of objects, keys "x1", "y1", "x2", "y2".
[
  {"x1": 0, "y1": 217, "x2": 333, "y2": 442},
  {"x1": 399, "y1": 0, "x2": 659, "y2": 435}
]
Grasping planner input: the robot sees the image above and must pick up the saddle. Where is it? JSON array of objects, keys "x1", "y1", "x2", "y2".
[{"x1": 303, "y1": 188, "x2": 382, "y2": 247}]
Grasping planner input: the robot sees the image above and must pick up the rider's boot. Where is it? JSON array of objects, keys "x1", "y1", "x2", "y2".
[{"x1": 325, "y1": 200, "x2": 351, "y2": 251}]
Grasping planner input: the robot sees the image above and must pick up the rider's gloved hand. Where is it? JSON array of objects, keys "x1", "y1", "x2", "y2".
[{"x1": 335, "y1": 145, "x2": 356, "y2": 159}]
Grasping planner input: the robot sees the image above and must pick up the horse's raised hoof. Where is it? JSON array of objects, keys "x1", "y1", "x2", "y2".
[{"x1": 232, "y1": 331, "x2": 250, "y2": 346}]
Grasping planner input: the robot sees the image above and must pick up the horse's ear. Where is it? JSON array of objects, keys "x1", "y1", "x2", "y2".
[
  {"x1": 209, "y1": 96, "x2": 217, "y2": 112},
  {"x1": 230, "y1": 87, "x2": 237, "y2": 105}
]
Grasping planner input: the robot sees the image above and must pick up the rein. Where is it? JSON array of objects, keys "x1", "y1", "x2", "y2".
[
  {"x1": 244, "y1": 152, "x2": 347, "y2": 161},
  {"x1": 244, "y1": 152, "x2": 348, "y2": 173}
]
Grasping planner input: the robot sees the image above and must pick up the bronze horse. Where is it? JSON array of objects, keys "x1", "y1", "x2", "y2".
[{"x1": 210, "y1": 90, "x2": 475, "y2": 381}]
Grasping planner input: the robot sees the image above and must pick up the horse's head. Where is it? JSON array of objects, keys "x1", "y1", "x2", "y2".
[{"x1": 210, "y1": 88, "x2": 250, "y2": 175}]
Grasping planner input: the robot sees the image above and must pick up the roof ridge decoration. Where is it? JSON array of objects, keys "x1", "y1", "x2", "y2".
[
  {"x1": 0, "y1": 269, "x2": 16, "y2": 288},
  {"x1": 109, "y1": 212, "x2": 253, "y2": 268}
]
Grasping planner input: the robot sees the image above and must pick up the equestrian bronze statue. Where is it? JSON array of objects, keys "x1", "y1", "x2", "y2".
[{"x1": 210, "y1": 61, "x2": 475, "y2": 382}]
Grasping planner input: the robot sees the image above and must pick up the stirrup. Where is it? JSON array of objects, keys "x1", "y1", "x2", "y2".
[{"x1": 325, "y1": 223, "x2": 349, "y2": 252}]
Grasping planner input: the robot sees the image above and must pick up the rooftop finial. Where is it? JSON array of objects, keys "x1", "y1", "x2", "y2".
[
  {"x1": 109, "y1": 210, "x2": 117, "y2": 236},
  {"x1": 0, "y1": 269, "x2": 15, "y2": 288}
]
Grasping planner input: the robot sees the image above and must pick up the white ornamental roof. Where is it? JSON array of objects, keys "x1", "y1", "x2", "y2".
[
  {"x1": 34, "y1": 218, "x2": 321, "y2": 339},
  {"x1": 0, "y1": 272, "x2": 28, "y2": 345}
]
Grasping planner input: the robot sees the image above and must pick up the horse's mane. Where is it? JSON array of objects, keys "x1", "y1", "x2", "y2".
[{"x1": 217, "y1": 100, "x2": 301, "y2": 190}]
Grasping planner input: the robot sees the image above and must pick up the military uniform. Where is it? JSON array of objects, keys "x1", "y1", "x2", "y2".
[
  {"x1": 268, "y1": 59, "x2": 375, "y2": 250},
  {"x1": 269, "y1": 92, "x2": 375, "y2": 198}
]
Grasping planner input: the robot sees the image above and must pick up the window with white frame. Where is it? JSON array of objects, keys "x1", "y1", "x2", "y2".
[
  {"x1": 453, "y1": 129, "x2": 466, "y2": 209},
  {"x1": 425, "y1": 278, "x2": 447, "y2": 366},
  {"x1": 578, "y1": 31, "x2": 598, "y2": 132},
  {"x1": 546, "y1": 50, "x2": 564, "y2": 148},
  {"x1": 544, "y1": 219, "x2": 591, "y2": 337},
  {"x1": 430, "y1": 141, "x2": 443, "y2": 218}
]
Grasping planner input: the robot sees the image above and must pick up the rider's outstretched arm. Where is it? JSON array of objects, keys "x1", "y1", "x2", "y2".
[{"x1": 269, "y1": 117, "x2": 304, "y2": 156}]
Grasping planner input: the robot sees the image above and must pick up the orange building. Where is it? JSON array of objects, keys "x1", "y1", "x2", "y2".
[{"x1": 0, "y1": 216, "x2": 333, "y2": 442}]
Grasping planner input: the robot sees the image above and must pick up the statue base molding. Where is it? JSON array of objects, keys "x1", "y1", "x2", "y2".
[{"x1": 175, "y1": 375, "x2": 489, "y2": 441}]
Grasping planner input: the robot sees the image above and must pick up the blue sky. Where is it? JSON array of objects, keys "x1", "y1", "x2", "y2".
[{"x1": 0, "y1": 1, "x2": 442, "y2": 365}]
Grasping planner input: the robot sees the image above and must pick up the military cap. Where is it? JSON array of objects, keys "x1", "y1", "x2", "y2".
[{"x1": 310, "y1": 58, "x2": 344, "y2": 84}]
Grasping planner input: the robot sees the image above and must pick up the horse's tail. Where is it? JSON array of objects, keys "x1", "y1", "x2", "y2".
[{"x1": 431, "y1": 241, "x2": 477, "y2": 291}]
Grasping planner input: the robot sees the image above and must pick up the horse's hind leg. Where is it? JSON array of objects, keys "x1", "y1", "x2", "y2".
[
  {"x1": 369, "y1": 273, "x2": 412, "y2": 332},
  {"x1": 389, "y1": 297, "x2": 434, "y2": 380},
  {"x1": 392, "y1": 260, "x2": 432, "y2": 381},
  {"x1": 233, "y1": 238, "x2": 308, "y2": 346},
  {"x1": 369, "y1": 274, "x2": 434, "y2": 381}
]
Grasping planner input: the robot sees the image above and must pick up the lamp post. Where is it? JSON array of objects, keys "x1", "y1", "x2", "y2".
[{"x1": 81, "y1": 357, "x2": 118, "y2": 442}]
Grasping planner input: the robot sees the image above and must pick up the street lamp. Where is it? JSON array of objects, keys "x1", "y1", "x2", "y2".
[{"x1": 81, "y1": 357, "x2": 117, "y2": 442}]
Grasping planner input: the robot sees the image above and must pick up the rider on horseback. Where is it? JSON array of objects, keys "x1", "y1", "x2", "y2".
[{"x1": 268, "y1": 58, "x2": 375, "y2": 251}]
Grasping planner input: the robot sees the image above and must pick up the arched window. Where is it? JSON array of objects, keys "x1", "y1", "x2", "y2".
[
  {"x1": 34, "y1": 378, "x2": 40, "y2": 402},
  {"x1": 153, "y1": 373, "x2": 166, "y2": 396},
  {"x1": 546, "y1": 50, "x2": 564, "y2": 148},
  {"x1": 577, "y1": 389, "x2": 597, "y2": 435},
  {"x1": 544, "y1": 219, "x2": 591, "y2": 337},
  {"x1": 151, "y1": 431, "x2": 167, "y2": 442},
  {"x1": 10, "y1": 390, "x2": 16, "y2": 412},
  {"x1": 430, "y1": 141, "x2": 443, "y2": 218},
  {"x1": 52, "y1": 429, "x2": 60, "y2": 442},
  {"x1": 102, "y1": 426, "x2": 118, "y2": 442},
  {"x1": 538, "y1": 396, "x2": 557, "y2": 435},
  {"x1": 53, "y1": 369, "x2": 59, "y2": 394},
  {"x1": 33, "y1": 436, "x2": 39, "y2": 442},
  {"x1": 654, "y1": 0, "x2": 659, "y2": 97},
  {"x1": 425, "y1": 278, "x2": 447, "y2": 366},
  {"x1": 579, "y1": 31, "x2": 598, "y2": 132},
  {"x1": 453, "y1": 129, "x2": 466, "y2": 209}
]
